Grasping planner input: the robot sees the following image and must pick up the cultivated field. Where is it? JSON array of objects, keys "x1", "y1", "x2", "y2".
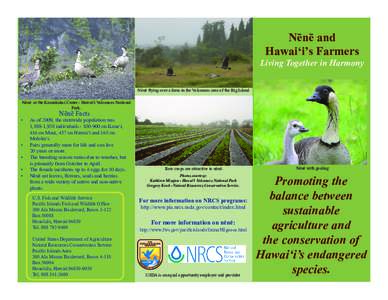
[
  {"x1": 136, "y1": 125, "x2": 252, "y2": 166},
  {"x1": 136, "y1": 63, "x2": 252, "y2": 88}
]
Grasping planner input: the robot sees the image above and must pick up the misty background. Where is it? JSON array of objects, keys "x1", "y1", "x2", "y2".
[
  {"x1": 136, "y1": 96, "x2": 252, "y2": 126},
  {"x1": 136, "y1": 18, "x2": 250, "y2": 47}
]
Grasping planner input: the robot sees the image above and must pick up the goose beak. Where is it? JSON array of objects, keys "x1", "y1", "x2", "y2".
[
  {"x1": 299, "y1": 127, "x2": 309, "y2": 133},
  {"x1": 307, "y1": 91, "x2": 321, "y2": 102}
]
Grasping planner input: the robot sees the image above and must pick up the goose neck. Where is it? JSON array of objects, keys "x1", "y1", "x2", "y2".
[
  {"x1": 322, "y1": 93, "x2": 340, "y2": 144},
  {"x1": 283, "y1": 131, "x2": 298, "y2": 164}
]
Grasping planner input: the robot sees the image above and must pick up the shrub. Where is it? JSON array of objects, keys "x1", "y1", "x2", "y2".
[
  {"x1": 35, "y1": 68, "x2": 78, "y2": 85},
  {"x1": 87, "y1": 54, "x2": 105, "y2": 76},
  {"x1": 226, "y1": 50, "x2": 250, "y2": 63},
  {"x1": 137, "y1": 46, "x2": 168, "y2": 67},
  {"x1": 31, "y1": 46, "x2": 58, "y2": 75}
]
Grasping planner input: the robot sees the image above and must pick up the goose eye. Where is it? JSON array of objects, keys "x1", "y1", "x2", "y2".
[
  {"x1": 293, "y1": 124, "x2": 298, "y2": 128},
  {"x1": 323, "y1": 89, "x2": 328, "y2": 94}
]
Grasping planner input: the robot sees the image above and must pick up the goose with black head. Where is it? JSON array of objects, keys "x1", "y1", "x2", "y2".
[{"x1": 294, "y1": 85, "x2": 351, "y2": 164}]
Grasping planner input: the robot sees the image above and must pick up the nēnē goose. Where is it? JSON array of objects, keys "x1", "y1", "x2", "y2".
[
  {"x1": 166, "y1": 66, "x2": 176, "y2": 76},
  {"x1": 112, "y1": 46, "x2": 129, "y2": 70},
  {"x1": 216, "y1": 56, "x2": 231, "y2": 70},
  {"x1": 294, "y1": 85, "x2": 351, "y2": 165},
  {"x1": 265, "y1": 120, "x2": 309, "y2": 165},
  {"x1": 74, "y1": 49, "x2": 96, "y2": 78},
  {"x1": 19, "y1": 59, "x2": 40, "y2": 91}
]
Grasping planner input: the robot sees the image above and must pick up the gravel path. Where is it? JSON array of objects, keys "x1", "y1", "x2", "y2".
[
  {"x1": 229, "y1": 129, "x2": 250, "y2": 166},
  {"x1": 136, "y1": 133, "x2": 219, "y2": 166},
  {"x1": 180, "y1": 130, "x2": 227, "y2": 165},
  {"x1": 235, "y1": 129, "x2": 252, "y2": 146},
  {"x1": 19, "y1": 72, "x2": 134, "y2": 100}
]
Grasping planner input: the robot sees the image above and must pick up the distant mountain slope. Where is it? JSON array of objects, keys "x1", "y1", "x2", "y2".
[{"x1": 18, "y1": 18, "x2": 134, "y2": 57}]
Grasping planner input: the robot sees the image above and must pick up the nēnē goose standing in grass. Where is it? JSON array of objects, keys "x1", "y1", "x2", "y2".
[
  {"x1": 166, "y1": 66, "x2": 176, "y2": 76},
  {"x1": 74, "y1": 49, "x2": 96, "y2": 78},
  {"x1": 19, "y1": 59, "x2": 40, "y2": 91},
  {"x1": 112, "y1": 46, "x2": 129, "y2": 70},
  {"x1": 216, "y1": 56, "x2": 231, "y2": 70},
  {"x1": 265, "y1": 120, "x2": 309, "y2": 165},
  {"x1": 294, "y1": 85, "x2": 351, "y2": 165}
]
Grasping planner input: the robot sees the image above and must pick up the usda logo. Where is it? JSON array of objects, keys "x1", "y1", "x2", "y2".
[{"x1": 168, "y1": 245, "x2": 246, "y2": 264}]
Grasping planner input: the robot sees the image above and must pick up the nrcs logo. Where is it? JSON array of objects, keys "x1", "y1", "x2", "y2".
[{"x1": 168, "y1": 245, "x2": 246, "y2": 264}]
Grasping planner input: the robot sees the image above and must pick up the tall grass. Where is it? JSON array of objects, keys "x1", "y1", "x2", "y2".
[{"x1": 253, "y1": 79, "x2": 369, "y2": 165}]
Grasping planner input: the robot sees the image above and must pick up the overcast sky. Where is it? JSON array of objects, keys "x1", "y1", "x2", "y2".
[
  {"x1": 136, "y1": 96, "x2": 252, "y2": 125},
  {"x1": 136, "y1": 18, "x2": 249, "y2": 47}
]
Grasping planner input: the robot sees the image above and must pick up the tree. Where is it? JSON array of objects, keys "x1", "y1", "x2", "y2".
[
  {"x1": 196, "y1": 34, "x2": 202, "y2": 46},
  {"x1": 228, "y1": 24, "x2": 236, "y2": 48},
  {"x1": 202, "y1": 21, "x2": 211, "y2": 45},
  {"x1": 178, "y1": 43, "x2": 191, "y2": 64},
  {"x1": 137, "y1": 45, "x2": 167, "y2": 67},
  {"x1": 72, "y1": 18, "x2": 94, "y2": 45},
  {"x1": 241, "y1": 119, "x2": 253, "y2": 128},
  {"x1": 215, "y1": 21, "x2": 226, "y2": 47},
  {"x1": 231, "y1": 119, "x2": 239, "y2": 128},
  {"x1": 238, "y1": 19, "x2": 245, "y2": 39},
  {"x1": 154, "y1": 36, "x2": 165, "y2": 46},
  {"x1": 201, "y1": 21, "x2": 226, "y2": 49},
  {"x1": 245, "y1": 18, "x2": 253, "y2": 36}
]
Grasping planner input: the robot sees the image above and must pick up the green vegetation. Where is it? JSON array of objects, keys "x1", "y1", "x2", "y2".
[
  {"x1": 25, "y1": 47, "x2": 78, "y2": 85},
  {"x1": 135, "y1": 125, "x2": 216, "y2": 161},
  {"x1": 205, "y1": 131, "x2": 231, "y2": 165},
  {"x1": 136, "y1": 139, "x2": 178, "y2": 161},
  {"x1": 21, "y1": 46, "x2": 124, "y2": 86},
  {"x1": 136, "y1": 19, "x2": 252, "y2": 88},
  {"x1": 18, "y1": 18, "x2": 135, "y2": 86},
  {"x1": 136, "y1": 63, "x2": 252, "y2": 88},
  {"x1": 31, "y1": 46, "x2": 58, "y2": 74},
  {"x1": 152, "y1": 133, "x2": 221, "y2": 165},
  {"x1": 136, "y1": 125, "x2": 200, "y2": 137},
  {"x1": 39, "y1": 68, "x2": 78, "y2": 84},
  {"x1": 254, "y1": 79, "x2": 369, "y2": 165},
  {"x1": 136, "y1": 122, "x2": 253, "y2": 165},
  {"x1": 240, "y1": 127, "x2": 253, "y2": 139},
  {"x1": 234, "y1": 130, "x2": 253, "y2": 164}
]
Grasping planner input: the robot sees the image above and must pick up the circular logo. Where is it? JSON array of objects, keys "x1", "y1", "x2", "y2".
[{"x1": 168, "y1": 245, "x2": 185, "y2": 263}]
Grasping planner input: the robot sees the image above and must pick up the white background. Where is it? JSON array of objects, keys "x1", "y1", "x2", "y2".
[{"x1": 1, "y1": 1, "x2": 387, "y2": 299}]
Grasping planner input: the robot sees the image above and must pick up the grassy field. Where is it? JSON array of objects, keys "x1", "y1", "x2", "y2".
[
  {"x1": 136, "y1": 63, "x2": 252, "y2": 88},
  {"x1": 254, "y1": 79, "x2": 369, "y2": 165}
]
